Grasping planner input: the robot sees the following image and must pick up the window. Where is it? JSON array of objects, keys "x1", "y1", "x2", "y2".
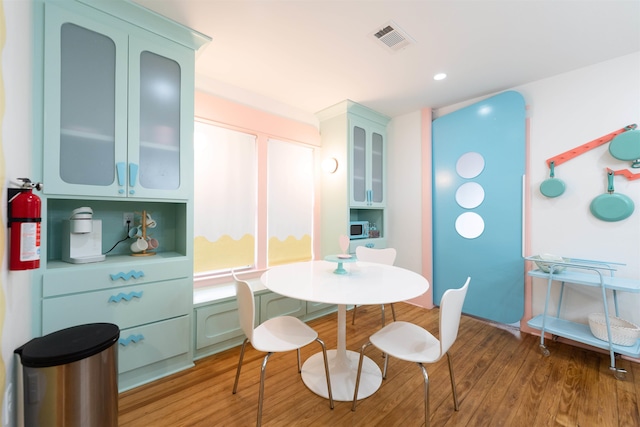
[
  {"x1": 267, "y1": 139, "x2": 314, "y2": 265},
  {"x1": 193, "y1": 121, "x2": 257, "y2": 274},
  {"x1": 193, "y1": 119, "x2": 316, "y2": 284}
]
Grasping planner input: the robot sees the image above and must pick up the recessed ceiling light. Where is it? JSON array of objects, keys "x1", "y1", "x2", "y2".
[{"x1": 433, "y1": 73, "x2": 447, "y2": 81}]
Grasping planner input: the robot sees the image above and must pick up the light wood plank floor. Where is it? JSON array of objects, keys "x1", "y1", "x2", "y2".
[{"x1": 119, "y1": 302, "x2": 640, "y2": 426}]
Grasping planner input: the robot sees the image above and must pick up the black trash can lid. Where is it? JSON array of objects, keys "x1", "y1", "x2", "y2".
[{"x1": 15, "y1": 323, "x2": 120, "y2": 368}]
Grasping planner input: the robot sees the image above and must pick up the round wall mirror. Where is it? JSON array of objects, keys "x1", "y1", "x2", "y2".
[
  {"x1": 455, "y1": 212, "x2": 485, "y2": 239},
  {"x1": 456, "y1": 152, "x2": 485, "y2": 179},
  {"x1": 455, "y1": 182, "x2": 485, "y2": 209}
]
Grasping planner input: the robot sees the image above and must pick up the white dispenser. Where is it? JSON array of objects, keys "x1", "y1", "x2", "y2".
[{"x1": 61, "y1": 207, "x2": 106, "y2": 264}]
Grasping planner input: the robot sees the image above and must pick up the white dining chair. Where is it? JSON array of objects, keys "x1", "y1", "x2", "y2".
[
  {"x1": 352, "y1": 246, "x2": 398, "y2": 326},
  {"x1": 232, "y1": 275, "x2": 334, "y2": 426},
  {"x1": 351, "y1": 277, "x2": 471, "y2": 427}
]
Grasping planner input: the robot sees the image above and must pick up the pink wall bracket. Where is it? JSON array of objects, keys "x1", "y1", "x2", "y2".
[{"x1": 545, "y1": 124, "x2": 637, "y2": 168}]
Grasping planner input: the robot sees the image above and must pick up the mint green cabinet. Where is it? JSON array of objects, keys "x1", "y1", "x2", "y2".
[
  {"x1": 260, "y1": 292, "x2": 306, "y2": 322},
  {"x1": 317, "y1": 100, "x2": 390, "y2": 256},
  {"x1": 194, "y1": 297, "x2": 258, "y2": 361},
  {"x1": 349, "y1": 115, "x2": 388, "y2": 208},
  {"x1": 35, "y1": 0, "x2": 210, "y2": 392},
  {"x1": 193, "y1": 289, "x2": 337, "y2": 361},
  {"x1": 41, "y1": 256, "x2": 194, "y2": 391},
  {"x1": 43, "y1": 1, "x2": 195, "y2": 200}
]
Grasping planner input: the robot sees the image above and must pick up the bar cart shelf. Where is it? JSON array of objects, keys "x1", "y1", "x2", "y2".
[{"x1": 525, "y1": 257, "x2": 640, "y2": 380}]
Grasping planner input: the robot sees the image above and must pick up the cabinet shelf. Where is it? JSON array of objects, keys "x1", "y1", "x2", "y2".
[
  {"x1": 527, "y1": 315, "x2": 640, "y2": 358},
  {"x1": 46, "y1": 251, "x2": 185, "y2": 270},
  {"x1": 61, "y1": 128, "x2": 113, "y2": 143},
  {"x1": 526, "y1": 256, "x2": 640, "y2": 378},
  {"x1": 528, "y1": 269, "x2": 640, "y2": 293},
  {"x1": 140, "y1": 140, "x2": 179, "y2": 152}
]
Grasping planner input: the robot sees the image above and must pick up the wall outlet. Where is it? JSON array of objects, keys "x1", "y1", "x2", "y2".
[{"x1": 123, "y1": 212, "x2": 134, "y2": 226}]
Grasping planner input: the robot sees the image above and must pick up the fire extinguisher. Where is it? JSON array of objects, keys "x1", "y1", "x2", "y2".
[{"x1": 8, "y1": 178, "x2": 43, "y2": 271}]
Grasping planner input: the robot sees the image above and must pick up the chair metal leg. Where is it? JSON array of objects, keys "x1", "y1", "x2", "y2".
[
  {"x1": 297, "y1": 348, "x2": 301, "y2": 373},
  {"x1": 315, "y1": 338, "x2": 335, "y2": 409},
  {"x1": 417, "y1": 363, "x2": 430, "y2": 427},
  {"x1": 446, "y1": 352, "x2": 460, "y2": 411},
  {"x1": 382, "y1": 350, "x2": 390, "y2": 379},
  {"x1": 232, "y1": 338, "x2": 249, "y2": 394},
  {"x1": 351, "y1": 341, "x2": 373, "y2": 411},
  {"x1": 390, "y1": 303, "x2": 396, "y2": 322},
  {"x1": 381, "y1": 304, "x2": 386, "y2": 326},
  {"x1": 352, "y1": 305, "x2": 358, "y2": 324},
  {"x1": 257, "y1": 352, "x2": 273, "y2": 427}
]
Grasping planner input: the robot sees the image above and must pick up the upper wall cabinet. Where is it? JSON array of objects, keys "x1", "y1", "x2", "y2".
[
  {"x1": 317, "y1": 100, "x2": 390, "y2": 256},
  {"x1": 43, "y1": 1, "x2": 202, "y2": 200},
  {"x1": 349, "y1": 115, "x2": 387, "y2": 208}
]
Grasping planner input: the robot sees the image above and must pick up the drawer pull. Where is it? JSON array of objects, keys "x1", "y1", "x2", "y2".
[
  {"x1": 110, "y1": 270, "x2": 145, "y2": 281},
  {"x1": 119, "y1": 334, "x2": 145, "y2": 346},
  {"x1": 108, "y1": 291, "x2": 143, "y2": 303}
]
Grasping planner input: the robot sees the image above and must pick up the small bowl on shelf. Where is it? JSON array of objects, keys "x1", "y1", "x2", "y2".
[
  {"x1": 530, "y1": 254, "x2": 567, "y2": 273},
  {"x1": 588, "y1": 313, "x2": 640, "y2": 347}
]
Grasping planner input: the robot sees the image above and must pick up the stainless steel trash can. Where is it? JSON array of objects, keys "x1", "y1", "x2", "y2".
[{"x1": 15, "y1": 323, "x2": 119, "y2": 427}]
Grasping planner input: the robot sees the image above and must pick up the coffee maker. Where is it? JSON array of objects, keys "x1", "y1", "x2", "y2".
[{"x1": 61, "y1": 207, "x2": 106, "y2": 264}]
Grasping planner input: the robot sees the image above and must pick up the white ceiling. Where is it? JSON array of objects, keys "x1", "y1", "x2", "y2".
[{"x1": 134, "y1": 0, "x2": 640, "y2": 120}]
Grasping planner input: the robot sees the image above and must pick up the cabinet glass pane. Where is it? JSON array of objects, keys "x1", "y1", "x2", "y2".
[
  {"x1": 60, "y1": 23, "x2": 116, "y2": 185},
  {"x1": 371, "y1": 132, "x2": 383, "y2": 203},
  {"x1": 352, "y1": 126, "x2": 366, "y2": 202},
  {"x1": 139, "y1": 51, "x2": 181, "y2": 190}
]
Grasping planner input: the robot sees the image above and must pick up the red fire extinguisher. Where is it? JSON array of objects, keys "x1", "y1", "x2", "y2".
[{"x1": 9, "y1": 178, "x2": 43, "y2": 271}]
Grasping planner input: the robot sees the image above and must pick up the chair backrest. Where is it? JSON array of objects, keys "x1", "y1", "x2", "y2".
[
  {"x1": 234, "y1": 277, "x2": 255, "y2": 343},
  {"x1": 439, "y1": 277, "x2": 470, "y2": 354},
  {"x1": 355, "y1": 246, "x2": 397, "y2": 266}
]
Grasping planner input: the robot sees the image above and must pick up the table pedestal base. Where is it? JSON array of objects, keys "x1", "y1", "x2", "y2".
[{"x1": 301, "y1": 349, "x2": 382, "y2": 402}]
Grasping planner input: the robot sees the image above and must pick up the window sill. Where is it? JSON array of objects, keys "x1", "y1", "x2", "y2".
[{"x1": 193, "y1": 277, "x2": 267, "y2": 306}]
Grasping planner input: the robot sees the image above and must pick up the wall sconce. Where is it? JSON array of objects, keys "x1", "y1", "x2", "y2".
[{"x1": 322, "y1": 157, "x2": 339, "y2": 174}]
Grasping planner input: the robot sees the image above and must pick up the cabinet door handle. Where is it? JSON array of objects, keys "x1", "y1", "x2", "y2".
[
  {"x1": 116, "y1": 162, "x2": 126, "y2": 194},
  {"x1": 119, "y1": 334, "x2": 145, "y2": 346},
  {"x1": 367, "y1": 190, "x2": 373, "y2": 205},
  {"x1": 129, "y1": 163, "x2": 138, "y2": 194},
  {"x1": 108, "y1": 291, "x2": 143, "y2": 303},
  {"x1": 110, "y1": 270, "x2": 145, "y2": 281}
]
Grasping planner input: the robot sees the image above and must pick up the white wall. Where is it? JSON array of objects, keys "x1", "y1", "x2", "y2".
[
  {"x1": 519, "y1": 53, "x2": 640, "y2": 325},
  {"x1": 389, "y1": 52, "x2": 640, "y2": 325},
  {"x1": 2, "y1": 1, "x2": 35, "y2": 425},
  {"x1": 0, "y1": 1, "x2": 637, "y2": 420},
  {"x1": 386, "y1": 111, "x2": 423, "y2": 272}
]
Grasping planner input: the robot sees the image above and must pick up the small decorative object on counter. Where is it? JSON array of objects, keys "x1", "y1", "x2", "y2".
[
  {"x1": 131, "y1": 210, "x2": 157, "y2": 257},
  {"x1": 61, "y1": 207, "x2": 106, "y2": 264},
  {"x1": 368, "y1": 223, "x2": 380, "y2": 238},
  {"x1": 588, "y1": 313, "x2": 640, "y2": 347},
  {"x1": 529, "y1": 253, "x2": 567, "y2": 273}
]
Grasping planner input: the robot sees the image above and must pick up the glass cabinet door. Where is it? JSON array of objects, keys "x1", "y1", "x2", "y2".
[
  {"x1": 371, "y1": 131, "x2": 384, "y2": 204},
  {"x1": 138, "y1": 51, "x2": 181, "y2": 191},
  {"x1": 352, "y1": 125, "x2": 367, "y2": 203},
  {"x1": 349, "y1": 118, "x2": 386, "y2": 207},
  {"x1": 43, "y1": 5, "x2": 128, "y2": 197},
  {"x1": 59, "y1": 23, "x2": 116, "y2": 186},
  {"x1": 128, "y1": 37, "x2": 193, "y2": 199}
]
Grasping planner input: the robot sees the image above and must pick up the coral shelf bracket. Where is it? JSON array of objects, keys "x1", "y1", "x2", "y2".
[{"x1": 545, "y1": 124, "x2": 637, "y2": 168}]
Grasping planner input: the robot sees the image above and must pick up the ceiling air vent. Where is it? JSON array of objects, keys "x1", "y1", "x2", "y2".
[{"x1": 371, "y1": 21, "x2": 414, "y2": 53}]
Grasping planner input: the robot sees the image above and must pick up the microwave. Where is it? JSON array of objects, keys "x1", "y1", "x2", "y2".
[{"x1": 349, "y1": 221, "x2": 369, "y2": 239}]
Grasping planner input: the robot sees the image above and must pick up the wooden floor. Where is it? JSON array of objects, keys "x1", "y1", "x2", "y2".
[{"x1": 118, "y1": 302, "x2": 640, "y2": 426}]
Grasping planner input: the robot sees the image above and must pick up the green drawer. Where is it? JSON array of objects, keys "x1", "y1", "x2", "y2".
[
  {"x1": 43, "y1": 254, "x2": 191, "y2": 297},
  {"x1": 42, "y1": 278, "x2": 191, "y2": 334},
  {"x1": 118, "y1": 315, "x2": 190, "y2": 374}
]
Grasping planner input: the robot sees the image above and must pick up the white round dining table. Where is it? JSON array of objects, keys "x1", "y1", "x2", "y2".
[{"x1": 260, "y1": 259, "x2": 429, "y2": 401}]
